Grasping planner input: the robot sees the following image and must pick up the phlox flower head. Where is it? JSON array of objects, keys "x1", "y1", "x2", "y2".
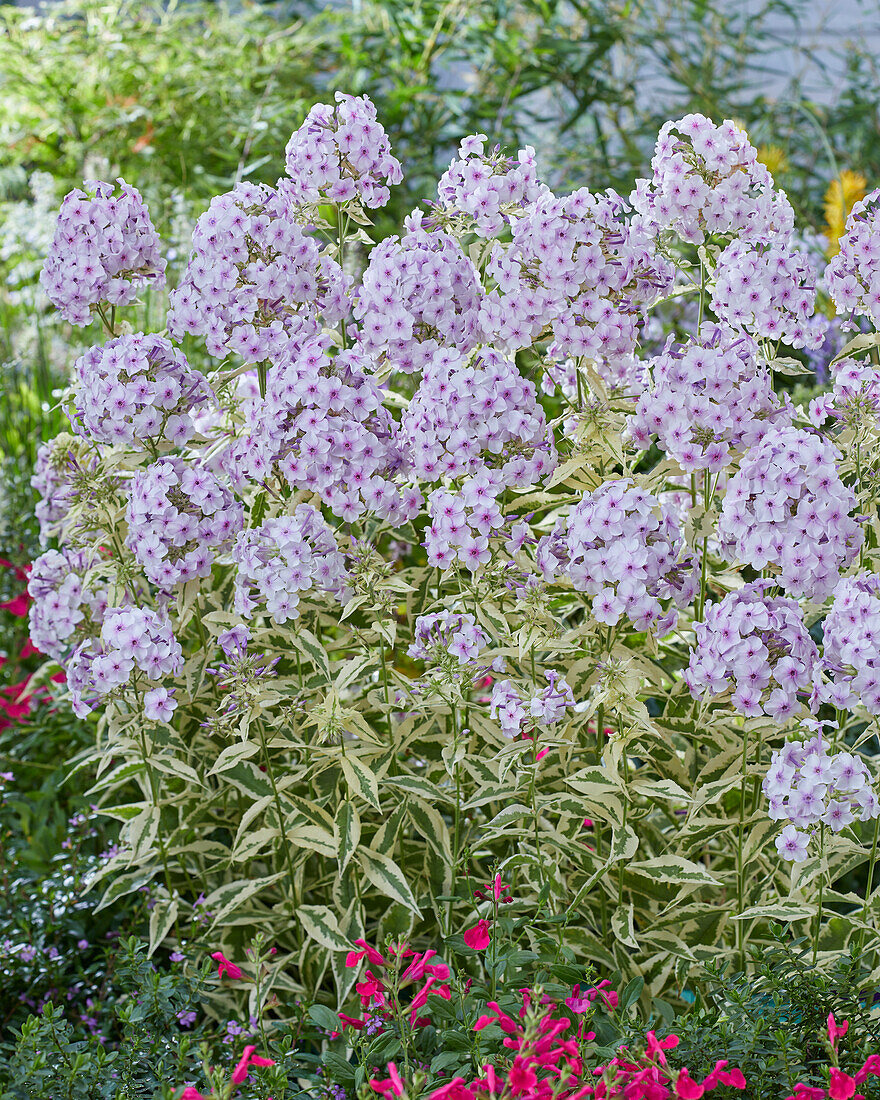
[
  {"x1": 817, "y1": 573, "x2": 880, "y2": 715},
  {"x1": 711, "y1": 237, "x2": 826, "y2": 350},
  {"x1": 71, "y1": 333, "x2": 213, "y2": 451},
  {"x1": 490, "y1": 670, "x2": 575, "y2": 737},
  {"x1": 424, "y1": 469, "x2": 506, "y2": 571},
  {"x1": 353, "y1": 217, "x2": 484, "y2": 374},
  {"x1": 125, "y1": 457, "x2": 244, "y2": 590},
  {"x1": 403, "y1": 346, "x2": 556, "y2": 487},
  {"x1": 628, "y1": 323, "x2": 790, "y2": 472},
  {"x1": 434, "y1": 134, "x2": 547, "y2": 237},
  {"x1": 826, "y1": 189, "x2": 880, "y2": 327},
  {"x1": 537, "y1": 478, "x2": 699, "y2": 635},
  {"x1": 718, "y1": 426, "x2": 862, "y2": 601},
  {"x1": 809, "y1": 357, "x2": 880, "y2": 430},
  {"x1": 231, "y1": 505, "x2": 349, "y2": 625},
  {"x1": 226, "y1": 335, "x2": 417, "y2": 525},
  {"x1": 407, "y1": 610, "x2": 489, "y2": 666},
  {"x1": 481, "y1": 187, "x2": 673, "y2": 360},
  {"x1": 631, "y1": 113, "x2": 793, "y2": 245},
  {"x1": 40, "y1": 178, "x2": 165, "y2": 326},
  {"x1": 763, "y1": 722, "x2": 880, "y2": 859},
  {"x1": 65, "y1": 606, "x2": 184, "y2": 718},
  {"x1": 685, "y1": 581, "x2": 819, "y2": 719},
  {"x1": 285, "y1": 92, "x2": 403, "y2": 210},
  {"x1": 28, "y1": 548, "x2": 108, "y2": 662},
  {"x1": 31, "y1": 435, "x2": 98, "y2": 545},
  {"x1": 167, "y1": 180, "x2": 348, "y2": 361}
]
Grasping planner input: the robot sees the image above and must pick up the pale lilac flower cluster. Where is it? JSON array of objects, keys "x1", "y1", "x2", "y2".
[
  {"x1": 764, "y1": 724, "x2": 880, "y2": 861},
  {"x1": 231, "y1": 506, "x2": 349, "y2": 624},
  {"x1": 718, "y1": 426, "x2": 862, "y2": 601},
  {"x1": 28, "y1": 548, "x2": 108, "y2": 661},
  {"x1": 31, "y1": 437, "x2": 92, "y2": 544},
  {"x1": 226, "y1": 335, "x2": 419, "y2": 524},
  {"x1": 284, "y1": 92, "x2": 403, "y2": 209},
  {"x1": 40, "y1": 178, "x2": 166, "y2": 325},
  {"x1": 808, "y1": 357, "x2": 880, "y2": 429},
  {"x1": 481, "y1": 189, "x2": 672, "y2": 359},
  {"x1": 631, "y1": 114, "x2": 794, "y2": 245},
  {"x1": 542, "y1": 352, "x2": 648, "y2": 402},
  {"x1": 685, "y1": 582, "x2": 818, "y2": 719},
  {"x1": 537, "y1": 479, "x2": 698, "y2": 634},
  {"x1": 818, "y1": 574, "x2": 880, "y2": 714},
  {"x1": 125, "y1": 458, "x2": 243, "y2": 589},
  {"x1": 825, "y1": 189, "x2": 880, "y2": 326},
  {"x1": 424, "y1": 471, "x2": 505, "y2": 571},
  {"x1": 66, "y1": 607, "x2": 184, "y2": 718},
  {"x1": 490, "y1": 671, "x2": 574, "y2": 736},
  {"x1": 167, "y1": 181, "x2": 348, "y2": 361},
  {"x1": 71, "y1": 333, "x2": 213, "y2": 450},
  {"x1": 628, "y1": 325, "x2": 787, "y2": 471},
  {"x1": 403, "y1": 347, "x2": 555, "y2": 486},
  {"x1": 407, "y1": 611, "x2": 488, "y2": 665},
  {"x1": 434, "y1": 135, "x2": 545, "y2": 236},
  {"x1": 353, "y1": 218, "x2": 483, "y2": 373},
  {"x1": 711, "y1": 238, "x2": 826, "y2": 349}
]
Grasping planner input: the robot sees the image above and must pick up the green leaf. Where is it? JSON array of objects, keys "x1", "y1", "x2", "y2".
[
  {"x1": 298, "y1": 905, "x2": 352, "y2": 953},
  {"x1": 309, "y1": 1004, "x2": 341, "y2": 1032},
  {"x1": 609, "y1": 823, "x2": 639, "y2": 864},
  {"x1": 335, "y1": 800, "x2": 361, "y2": 873},
  {"x1": 205, "y1": 873, "x2": 285, "y2": 924},
  {"x1": 626, "y1": 856, "x2": 721, "y2": 887},
  {"x1": 620, "y1": 976, "x2": 644, "y2": 1011},
  {"x1": 340, "y1": 754, "x2": 381, "y2": 811},
  {"x1": 208, "y1": 740, "x2": 260, "y2": 776},
  {"x1": 358, "y1": 849, "x2": 421, "y2": 915},
  {"x1": 292, "y1": 626, "x2": 331, "y2": 682},
  {"x1": 732, "y1": 902, "x2": 815, "y2": 921},
  {"x1": 148, "y1": 897, "x2": 178, "y2": 956}
]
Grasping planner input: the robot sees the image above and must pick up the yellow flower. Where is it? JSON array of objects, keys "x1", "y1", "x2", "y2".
[
  {"x1": 756, "y1": 144, "x2": 788, "y2": 177},
  {"x1": 823, "y1": 169, "x2": 868, "y2": 257}
]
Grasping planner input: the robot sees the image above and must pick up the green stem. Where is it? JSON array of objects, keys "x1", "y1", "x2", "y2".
[
  {"x1": 256, "y1": 723, "x2": 298, "y2": 913},
  {"x1": 813, "y1": 824, "x2": 826, "y2": 965},
  {"x1": 736, "y1": 727, "x2": 749, "y2": 970},
  {"x1": 137, "y1": 727, "x2": 179, "y2": 941},
  {"x1": 856, "y1": 816, "x2": 880, "y2": 959}
]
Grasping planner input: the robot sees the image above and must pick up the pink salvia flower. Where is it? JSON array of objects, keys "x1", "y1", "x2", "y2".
[
  {"x1": 210, "y1": 951, "x2": 242, "y2": 980},
  {"x1": 463, "y1": 919, "x2": 491, "y2": 950},
  {"x1": 370, "y1": 1062, "x2": 405, "y2": 1098},
  {"x1": 231, "y1": 1044, "x2": 275, "y2": 1085}
]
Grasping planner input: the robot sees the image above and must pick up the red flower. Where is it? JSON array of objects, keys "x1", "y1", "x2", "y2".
[
  {"x1": 855, "y1": 1053, "x2": 880, "y2": 1084},
  {"x1": 507, "y1": 1056, "x2": 537, "y2": 1095},
  {"x1": 370, "y1": 1063, "x2": 404, "y2": 1098},
  {"x1": 828, "y1": 1013, "x2": 849, "y2": 1048},
  {"x1": 829, "y1": 1069, "x2": 856, "y2": 1100},
  {"x1": 210, "y1": 951, "x2": 242, "y2": 980},
  {"x1": 463, "y1": 919, "x2": 491, "y2": 951},
  {"x1": 0, "y1": 593, "x2": 30, "y2": 617},
  {"x1": 346, "y1": 938, "x2": 388, "y2": 969},
  {"x1": 428, "y1": 1078, "x2": 476, "y2": 1100},
  {"x1": 231, "y1": 1044, "x2": 275, "y2": 1085},
  {"x1": 675, "y1": 1069, "x2": 704, "y2": 1099},
  {"x1": 338, "y1": 1012, "x2": 365, "y2": 1031},
  {"x1": 473, "y1": 874, "x2": 513, "y2": 904},
  {"x1": 179, "y1": 1089, "x2": 208, "y2": 1100}
]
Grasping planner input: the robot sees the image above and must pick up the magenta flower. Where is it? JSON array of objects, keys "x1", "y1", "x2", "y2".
[
  {"x1": 463, "y1": 919, "x2": 491, "y2": 951},
  {"x1": 210, "y1": 951, "x2": 243, "y2": 980},
  {"x1": 231, "y1": 1044, "x2": 275, "y2": 1084}
]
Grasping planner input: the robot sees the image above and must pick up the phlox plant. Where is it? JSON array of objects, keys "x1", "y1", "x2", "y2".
[{"x1": 26, "y1": 94, "x2": 880, "y2": 1021}]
